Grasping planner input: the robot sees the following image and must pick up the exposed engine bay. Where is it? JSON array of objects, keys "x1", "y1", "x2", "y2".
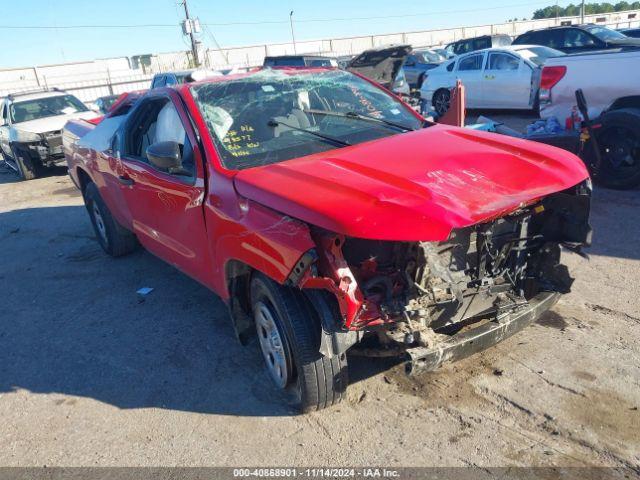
[{"x1": 302, "y1": 181, "x2": 591, "y2": 360}]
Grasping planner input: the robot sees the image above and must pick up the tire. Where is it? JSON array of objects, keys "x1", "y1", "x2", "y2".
[
  {"x1": 588, "y1": 108, "x2": 640, "y2": 190},
  {"x1": 250, "y1": 273, "x2": 348, "y2": 412},
  {"x1": 83, "y1": 182, "x2": 138, "y2": 257},
  {"x1": 433, "y1": 88, "x2": 451, "y2": 117},
  {"x1": 8, "y1": 146, "x2": 36, "y2": 180}
]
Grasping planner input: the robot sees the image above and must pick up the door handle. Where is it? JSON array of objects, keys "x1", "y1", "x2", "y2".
[{"x1": 118, "y1": 175, "x2": 135, "y2": 186}]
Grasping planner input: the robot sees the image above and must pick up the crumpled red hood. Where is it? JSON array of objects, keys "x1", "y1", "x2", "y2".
[{"x1": 233, "y1": 125, "x2": 589, "y2": 241}]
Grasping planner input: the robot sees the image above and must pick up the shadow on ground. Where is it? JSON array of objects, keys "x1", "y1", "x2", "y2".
[{"x1": 0, "y1": 204, "x2": 394, "y2": 417}]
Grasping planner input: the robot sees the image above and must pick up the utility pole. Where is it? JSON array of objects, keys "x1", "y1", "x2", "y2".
[
  {"x1": 289, "y1": 11, "x2": 297, "y2": 54},
  {"x1": 581, "y1": 0, "x2": 585, "y2": 23},
  {"x1": 181, "y1": 0, "x2": 200, "y2": 67}
]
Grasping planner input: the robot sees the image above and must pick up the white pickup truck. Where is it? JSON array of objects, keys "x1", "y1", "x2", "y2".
[{"x1": 539, "y1": 49, "x2": 640, "y2": 189}]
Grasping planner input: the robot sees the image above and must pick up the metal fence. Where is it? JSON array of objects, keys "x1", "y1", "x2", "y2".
[{"x1": 1, "y1": 9, "x2": 639, "y2": 103}]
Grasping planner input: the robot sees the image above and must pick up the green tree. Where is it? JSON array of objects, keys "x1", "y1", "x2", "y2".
[{"x1": 531, "y1": 1, "x2": 638, "y2": 18}]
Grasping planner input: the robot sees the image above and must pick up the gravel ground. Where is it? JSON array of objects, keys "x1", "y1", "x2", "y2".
[{"x1": 0, "y1": 122, "x2": 639, "y2": 469}]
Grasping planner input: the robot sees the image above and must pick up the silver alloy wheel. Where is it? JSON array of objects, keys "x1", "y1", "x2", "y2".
[
  {"x1": 92, "y1": 202, "x2": 108, "y2": 245},
  {"x1": 434, "y1": 90, "x2": 450, "y2": 116},
  {"x1": 254, "y1": 301, "x2": 290, "y2": 389}
]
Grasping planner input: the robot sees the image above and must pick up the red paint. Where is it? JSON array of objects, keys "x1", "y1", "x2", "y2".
[
  {"x1": 66, "y1": 69, "x2": 589, "y2": 330},
  {"x1": 235, "y1": 124, "x2": 588, "y2": 242}
]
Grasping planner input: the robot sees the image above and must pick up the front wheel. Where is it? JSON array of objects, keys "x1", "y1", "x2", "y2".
[{"x1": 250, "y1": 273, "x2": 348, "y2": 412}]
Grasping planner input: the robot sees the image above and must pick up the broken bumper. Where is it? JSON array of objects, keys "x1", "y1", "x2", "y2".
[{"x1": 405, "y1": 291, "x2": 560, "y2": 374}]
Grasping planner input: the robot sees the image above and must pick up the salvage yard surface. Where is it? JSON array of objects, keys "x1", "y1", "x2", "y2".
[{"x1": 1, "y1": 141, "x2": 639, "y2": 468}]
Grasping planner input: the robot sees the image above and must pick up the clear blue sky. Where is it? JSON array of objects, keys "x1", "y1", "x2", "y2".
[{"x1": 0, "y1": 0, "x2": 561, "y2": 68}]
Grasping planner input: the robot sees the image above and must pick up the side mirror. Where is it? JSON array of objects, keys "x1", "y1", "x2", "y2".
[{"x1": 146, "y1": 141, "x2": 182, "y2": 171}]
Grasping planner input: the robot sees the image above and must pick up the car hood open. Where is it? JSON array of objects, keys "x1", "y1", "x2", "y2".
[
  {"x1": 347, "y1": 45, "x2": 412, "y2": 88},
  {"x1": 233, "y1": 125, "x2": 589, "y2": 241}
]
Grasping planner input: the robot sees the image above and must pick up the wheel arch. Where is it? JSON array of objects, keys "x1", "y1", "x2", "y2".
[
  {"x1": 225, "y1": 259, "x2": 255, "y2": 344},
  {"x1": 224, "y1": 258, "x2": 354, "y2": 356},
  {"x1": 75, "y1": 166, "x2": 92, "y2": 195},
  {"x1": 608, "y1": 96, "x2": 640, "y2": 112}
]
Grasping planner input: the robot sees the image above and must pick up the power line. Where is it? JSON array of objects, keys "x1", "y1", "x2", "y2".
[{"x1": 0, "y1": 0, "x2": 552, "y2": 30}]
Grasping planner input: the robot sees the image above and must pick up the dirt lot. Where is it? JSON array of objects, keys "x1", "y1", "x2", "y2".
[{"x1": 0, "y1": 129, "x2": 639, "y2": 469}]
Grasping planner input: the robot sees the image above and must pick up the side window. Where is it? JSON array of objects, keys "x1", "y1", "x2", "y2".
[
  {"x1": 473, "y1": 37, "x2": 491, "y2": 50},
  {"x1": 487, "y1": 53, "x2": 520, "y2": 71},
  {"x1": 164, "y1": 74, "x2": 178, "y2": 86},
  {"x1": 564, "y1": 29, "x2": 597, "y2": 47},
  {"x1": 123, "y1": 97, "x2": 194, "y2": 178},
  {"x1": 405, "y1": 55, "x2": 417, "y2": 66},
  {"x1": 446, "y1": 61, "x2": 455, "y2": 72},
  {"x1": 1, "y1": 103, "x2": 7, "y2": 123},
  {"x1": 457, "y1": 54, "x2": 483, "y2": 71},
  {"x1": 528, "y1": 30, "x2": 560, "y2": 49},
  {"x1": 455, "y1": 40, "x2": 472, "y2": 55}
]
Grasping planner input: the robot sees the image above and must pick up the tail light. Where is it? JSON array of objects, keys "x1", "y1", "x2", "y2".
[{"x1": 539, "y1": 66, "x2": 567, "y2": 105}]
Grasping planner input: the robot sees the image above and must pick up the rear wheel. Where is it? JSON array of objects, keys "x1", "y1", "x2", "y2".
[
  {"x1": 433, "y1": 89, "x2": 451, "y2": 117},
  {"x1": 250, "y1": 273, "x2": 348, "y2": 412},
  {"x1": 590, "y1": 109, "x2": 640, "y2": 190},
  {"x1": 83, "y1": 182, "x2": 138, "y2": 257}
]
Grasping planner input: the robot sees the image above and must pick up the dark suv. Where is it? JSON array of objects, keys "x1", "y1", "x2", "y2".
[
  {"x1": 444, "y1": 34, "x2": 512, "y2": 56},
  {"x1": 513, "y1": 24, "x2": 640, "y2": 53}
]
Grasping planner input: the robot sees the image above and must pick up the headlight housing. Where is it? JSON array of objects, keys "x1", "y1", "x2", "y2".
[{"x1": 10, "y1": 129, "x2": 42, "y2": 143}]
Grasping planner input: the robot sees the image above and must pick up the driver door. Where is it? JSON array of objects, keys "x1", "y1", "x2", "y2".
[
  {"x1": 117, "y1": 90, "x2": 213, "y2": 286},
  {"x1": 483, "y1": 52, "x2": 533, "y2": 109}
]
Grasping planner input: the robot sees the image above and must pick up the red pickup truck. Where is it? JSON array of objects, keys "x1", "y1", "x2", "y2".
[{"x1": 63, "y1": 68, "x2": 591, "y2": 412}]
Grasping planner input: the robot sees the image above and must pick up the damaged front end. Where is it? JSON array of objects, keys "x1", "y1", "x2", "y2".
[{"x1": 297, "y1": 180, "x2": 592, "y2": 373}]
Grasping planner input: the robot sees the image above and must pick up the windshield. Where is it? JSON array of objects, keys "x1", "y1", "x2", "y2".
[
  {"x1": 10, "y1": 94, "x2": 88, "y2": 123},
  {"x1": 191, "y1": 69, "x2": 423, "y2": 170},
  {"x1": 416, "y1": 50, "x2": 445, "y2": 63},
  {"x1": 100, "y1": 95, "x2": 119, "y2": 110},
  {"x1": 516, "y1": 46, "x2": 564, "y2": 66},
  {"x1": 584, "y1": 25, "x2": 627, "y2": 41}
]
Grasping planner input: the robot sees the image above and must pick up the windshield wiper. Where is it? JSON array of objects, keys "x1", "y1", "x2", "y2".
[
  {"x1": 267, "y1": 119, "x2": 352, "y2": 147},
  {"x1": 304, "y1": 108, "x2": 416, "y2": 132}
]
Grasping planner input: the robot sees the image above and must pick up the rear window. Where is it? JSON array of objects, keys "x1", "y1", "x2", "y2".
[
  {"x1": 514, "y1": 32, "x2": 533, "y2": 44},
  {"x1": 473, "y1": 37, "x2": 491, "y2": 50},
  {"x1": 308, "y1": 59, "x2": 335, "y2": 67},
  {"x1": 276, "y1": 58, "x2": 305, "y2": 67},
  {"x1": 493, "y1": 35, "x2": 512, "y2": 46},
  {"x1": 457, "y1": 54, "x2": 484, "y2": 71}
]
